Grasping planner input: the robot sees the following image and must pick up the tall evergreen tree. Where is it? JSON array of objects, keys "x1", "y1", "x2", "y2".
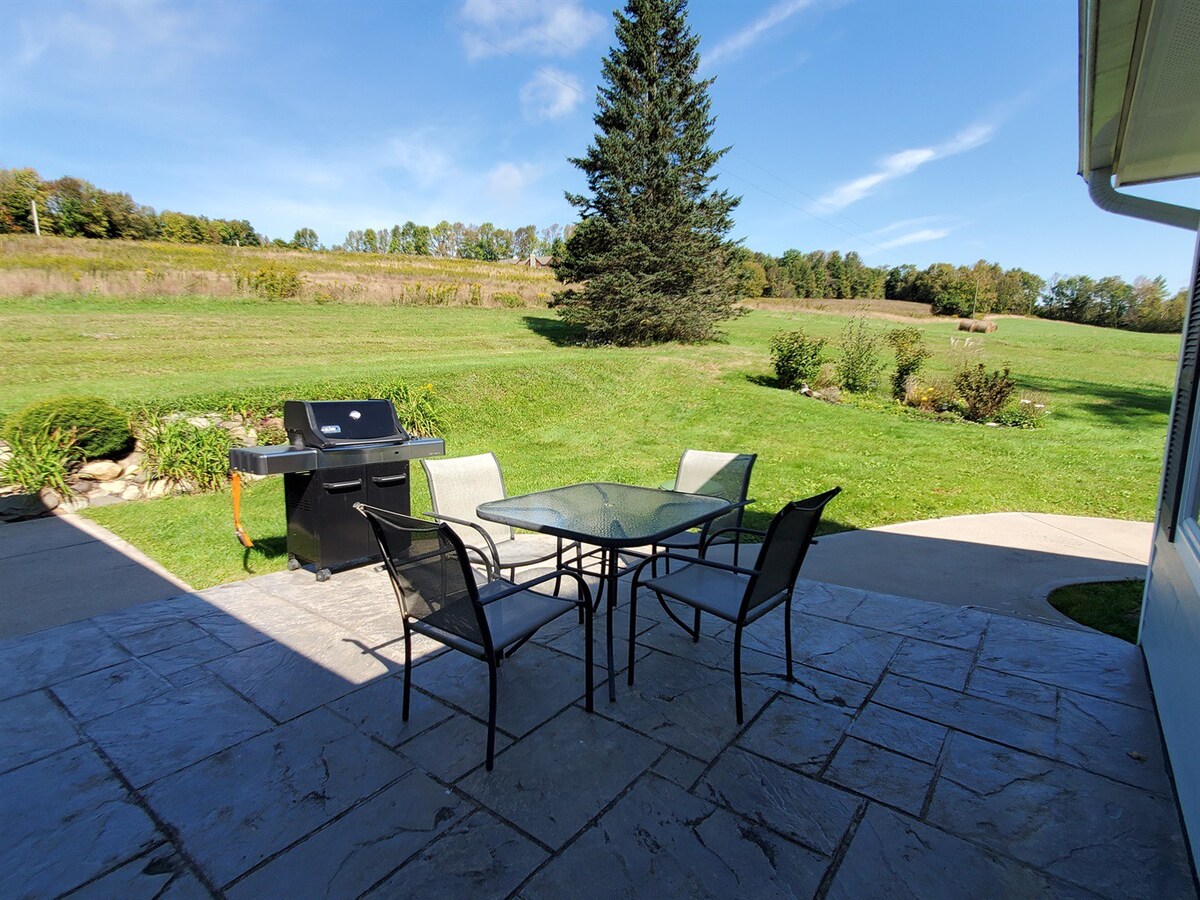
[{"x1": 554, "y1": 0, "x2": 741, "y2": 345}]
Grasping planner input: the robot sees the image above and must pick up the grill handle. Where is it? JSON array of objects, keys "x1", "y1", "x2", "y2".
[
  {"x1": 322, "y1": 479, "x2": 363, "y2": 492},
  {"x1": 371, "y1": 474, "x2": 408, "y2": 487}
]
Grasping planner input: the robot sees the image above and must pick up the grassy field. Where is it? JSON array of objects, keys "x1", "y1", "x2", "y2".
[
  {"x1": 0, "y1": 235, "x2": 558, "y2": 306},
  {"x1": 0, "y1": 284, "x2": 1178, "y2": 588}
]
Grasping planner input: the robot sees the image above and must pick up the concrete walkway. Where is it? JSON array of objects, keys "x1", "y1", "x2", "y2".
[
  {"x1": 0, "y1": 514, "x2": 191, "y2": 639},
  {"x1": 801, "y1": 512, "x2": 1152, "y2": 625}
]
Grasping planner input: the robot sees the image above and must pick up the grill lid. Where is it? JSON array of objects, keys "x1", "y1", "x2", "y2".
[{"x1": 284, "y1": 399, "x2": 410, "y2": 449}]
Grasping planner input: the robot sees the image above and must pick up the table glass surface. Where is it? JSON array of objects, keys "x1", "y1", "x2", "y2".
[{"x1": 476, "y1": 482, "x2": 732, "y2": 547}]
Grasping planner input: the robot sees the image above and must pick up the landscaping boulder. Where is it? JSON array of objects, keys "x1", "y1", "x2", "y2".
[{"x1": 77, "y1": 460, "x2": 124, "y2": 481}]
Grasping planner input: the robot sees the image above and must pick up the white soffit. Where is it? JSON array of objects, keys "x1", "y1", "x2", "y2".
[{"x1": 1082, "y1": 0, "x2": 1200, "y2": 186}]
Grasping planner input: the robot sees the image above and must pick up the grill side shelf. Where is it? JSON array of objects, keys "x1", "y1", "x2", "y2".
[{"x1": 229, "y1": 446, "x2": 319, "y2": 476}]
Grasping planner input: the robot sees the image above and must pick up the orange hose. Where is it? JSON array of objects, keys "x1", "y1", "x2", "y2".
[{"x1": 231, "y1": 471, "x2": 254, "y2": 548}]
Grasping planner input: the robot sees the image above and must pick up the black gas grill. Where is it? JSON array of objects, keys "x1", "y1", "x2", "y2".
[{"x1": 229, "y1": 399, "x2": 445, "y2": 581}]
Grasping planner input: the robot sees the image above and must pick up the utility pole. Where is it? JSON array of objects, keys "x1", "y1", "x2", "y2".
[{"x1": 30, "y1": 200, "x2": 40, "y2": 237}]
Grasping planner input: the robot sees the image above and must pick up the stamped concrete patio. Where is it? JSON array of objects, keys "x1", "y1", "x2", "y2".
[{"x1": 2, "y1": 563, "x2": 1195, "y2": 898}]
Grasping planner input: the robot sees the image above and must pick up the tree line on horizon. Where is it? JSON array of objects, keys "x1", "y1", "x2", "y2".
[
  {"x1": 0, "y1": 166, "x2": 1185, "y2": 333},
  {"x1": 736, "y1": 248, "x2": 1186, "y2": 333}
]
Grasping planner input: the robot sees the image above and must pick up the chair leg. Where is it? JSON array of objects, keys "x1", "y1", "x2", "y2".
[
  {"x1": 627, "y1": 578, "x2": 640, "y2": 686},
  {"x1": 486, "y1": 658, "x2": 498, "y2": 771},
  {"x1": 733, "y1": 624, "x2": 745, "y2": 725},
  {"x1": 651, "y1": 544, "x2": 659, "y2": 579},
  {"x1": 692, "y1": 608, "x2": 702, "y2": 644},
  {"x1": 402, "y1": 626, "x2": 412, "y2": 721},
  {"x1": 785, "y1": 595, "x2": 795, "y2": 681}
]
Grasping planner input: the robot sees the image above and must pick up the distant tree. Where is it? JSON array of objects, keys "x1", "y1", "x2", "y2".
[
  {"x1": 341, "y1": 230, "x2": 366, "y2": 252},
  {"x1": 45, "y1": 177, "x2": 108, "y2": 238},
  {"x1": 885, "y1": 264, "x2": 918, "y2": 300},
  {"x1": 0, "y1": 168, "x2": 45, "y2": 233},
  {"x1": 430, "y1": 220, "x2": 454, "y2": 257},
  {"x1": 159, "y1": 210, "x2": 205, "y2": 244},
  {"x1": 537, "y1": 223, "x2": 563, "y2": 254},
  {"x1": 292, "y1": 227, "x2": 319, "y2": 251},
  {"x1": 1092, "y1": 275, "x2": 1133, "y2": 327},
  {"x1": 553, "y1": 0, "x2": 741, "y2": 344},
  {"x1": 387, "y1": 225, "x2": 403, "y2": 254},
  {"x1": 362, "y1": 228, "x2": 380, "y2": 254},
  {"x1": 513, "y1": 224, "x2": 537, "y2": 259}
]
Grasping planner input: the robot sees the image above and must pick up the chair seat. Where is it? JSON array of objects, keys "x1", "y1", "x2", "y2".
[
  {"x1": 414, "y1": 580, "x2": 575, "y2": 656},
  {"x1": 643, "y1": 563, "x2": 780, "y2": 624},
  {"x1": 479, "y1": 580, "x2": 577, "y2": 650},
  {"x1": 492, "y1": 533, "x2": 571, "y2": 569},
  {"x1": 654, "y1": 530, "x2": 703, "y2": 550}
]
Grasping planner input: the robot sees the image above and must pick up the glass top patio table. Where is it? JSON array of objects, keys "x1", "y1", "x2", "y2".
[{"x1": 475, "y1": 482, "x2": 734, "y2": 547}]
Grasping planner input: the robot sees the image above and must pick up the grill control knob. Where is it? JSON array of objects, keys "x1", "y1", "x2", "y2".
[{"x1": 349, "y1": 410, "x2": 361, "y2": 420}]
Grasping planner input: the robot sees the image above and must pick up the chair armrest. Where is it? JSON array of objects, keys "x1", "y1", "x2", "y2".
[
  {"x1": 701, "y1": 524, "x2": 767, "y2": 553},
  {"x1": 426, "y1": 512, "x2": 502, "y2": 569},
  {"x1": 658, "y1": 479, "x2": 676, "y2": 491},
  {"x1": 479, "y1": 568, "x2": 593, "y2": 608},
  {"x1": 629, "y1": 551, "x2": 759, "y2": 588}
]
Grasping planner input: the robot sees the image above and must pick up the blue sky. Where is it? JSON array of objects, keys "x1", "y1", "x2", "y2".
[{"x1": 2, "y1": 0, "x2": 1197, "y2": 287}]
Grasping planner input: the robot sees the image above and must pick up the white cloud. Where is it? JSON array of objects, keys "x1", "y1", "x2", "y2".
[
  {"x1": 814, "y1": 118, "x2": 1000, "y2": 212},
  {"x1": 486, "y1": 162, "x2": 541, "y2": 202},
  {"x1": 458, "y1": 0, "x2": 606, "y2": 60},
  {"x1": 11, "y1": 0, "x2": 226, "y2": 68},
  {"x1": 704, "y1": 0, "x2": 815, "y2": 68},
  {"x1": 519, "y1": 68, "x2": 584, "y2": 121},
  {"x1": 385, "y1": 134, "x2": 456, "y2": 187},
  {"x1": 874, "y1": 228, "x2": 950, "y2": 250}
]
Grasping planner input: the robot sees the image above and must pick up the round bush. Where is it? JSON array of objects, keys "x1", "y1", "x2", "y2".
[{"x1": 6, "y1": 396, "x2": 132, "y2": 459}]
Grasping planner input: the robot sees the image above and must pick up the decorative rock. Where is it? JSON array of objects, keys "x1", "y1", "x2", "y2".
[
  {"x1": 87, "y1": 493, "x2": 123, "y2": 508},
  {"x1": 98, "y1": 480, "x2": 128, "y2": 496},
  {"x1": 115, "y1": 450, "x2": 144, "y2": 471},
  {"x1": 121, "y1": 484, "x2": 143, "y2": 501},
  {"x1": 814, "y1": 387, "x2": 841, "y2": 403},
  {"x1": 221, "y1": 424, "x2": 251, "y2": 446},
  {"x1": 74, "y1": 480, "x2": 100, "y2": 494},
  {"x1": 78, "y1": 460, "x2": 124, "y2": 482},
  {"x1": 186, "y1": 416, "x2": 213, "y2": 429},
  {"x1": 144, "y1": 480, "x2": 172, "y2": 500},
  {"x1": 59, "y1": 495, "x2": 90, "y2": 513},
  {"x1": 39, "y1": 487, "x2": 63, "y2": 511}
]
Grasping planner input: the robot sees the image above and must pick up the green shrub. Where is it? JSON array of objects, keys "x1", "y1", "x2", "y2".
[
  {"x1": 6, "y1": 396, "x2": 131, "y2": 459},
  {"x1": 954, "y1": 364, "x2": 1016, "y2": 422},
  {"x1": 367, "y1": 381, "x2": 441, "y2": 436},
  {"x1": 835, "y1": 318, "x2": 884, "y2": 394},
  {"x1": 239, "y1": 261, "x2": 302, "y2": 299},
  {"x1": 494, "y1": 292, "x2": 524, "y2": 308},
  {"x1": 769, "y1": 328, "x2": 827, "y2": 390},
  {"x1": 0, "y1": 426, "x2": 81, "y2": 494},
  {"x1": 996, "y1": 397, "x2": 1048, "y2": 429},
  {"x1": 140, "y1": 415, "x2": 234, "y2": 491},
  {"x1": 886, "y1": 327, "x2": 930, "y2": 400}
]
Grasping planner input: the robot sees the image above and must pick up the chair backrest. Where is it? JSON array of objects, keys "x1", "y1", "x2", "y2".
[
  {"x1": 422, "y1": 452, "x2": 514, "y2": 546},
  {"x1": 675, "y1": 449, "x2": 756, "y2": 534},
  {"x1": 357, "y1": 505, "x2": 490, "y2": 652},
  {"x1": 744, "y1": 487, "x2": 841, "y2": 614}
]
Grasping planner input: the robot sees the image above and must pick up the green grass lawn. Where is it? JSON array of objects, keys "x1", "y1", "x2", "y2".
[
  {"x1": 0, "y1": 293, "x2": 1179, "y2": 588},
  {"x1": 1048, "y1": 580, "x2": 1145, "y2": 643}
]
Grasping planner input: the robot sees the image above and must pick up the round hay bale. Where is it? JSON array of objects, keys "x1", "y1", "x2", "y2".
[{"x1": 958, "y1": 319, "x2": 997, "y2": 333}]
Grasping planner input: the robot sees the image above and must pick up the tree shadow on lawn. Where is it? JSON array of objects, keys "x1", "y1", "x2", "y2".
[
  {"x1": 522, "y1": 314, "x2": 587, "y2": 348},
  {"x1": 1019, "y1": 375, "x2": 1173, "y2": 427}
]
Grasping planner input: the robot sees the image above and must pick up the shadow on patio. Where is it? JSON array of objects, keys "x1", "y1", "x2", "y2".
[{"x1": 0, "y1": 543, "x2": 1195, "y2": 897}]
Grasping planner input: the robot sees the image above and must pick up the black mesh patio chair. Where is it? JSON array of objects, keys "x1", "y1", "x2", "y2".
[
  {"x1": 422, "y1": 452, "x2": 580, "y2": 587},
  {"x1": 652, "y1": 450, "x2": 756, "y2": 574},
  {"x1": 356, "y1": 504, "x2": 593, "y2": 771},
  {"x1": 628, "y1": 488, "x2": 841, "y2": 724}
]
